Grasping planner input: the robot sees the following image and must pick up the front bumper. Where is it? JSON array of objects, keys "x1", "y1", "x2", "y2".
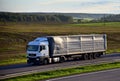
[{"x1": 27, "y1": 57, "x2": 43, "y2": 64}]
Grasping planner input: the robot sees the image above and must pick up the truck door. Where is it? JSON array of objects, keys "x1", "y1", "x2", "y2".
[{"x1": 40, "y1": 45, "x2": 49, "y2": 57}]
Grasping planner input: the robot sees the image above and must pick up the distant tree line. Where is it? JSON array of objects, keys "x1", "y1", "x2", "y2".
[
  {"x1": 100, "y1": 14, "x2": 120, "y2": 22},
  {"x1": 0, "y1": 12, "x2": 119, "y2": 24},
  {"x1": 73, "y1": 14, "x2": 120, "y2": 23},
  {"x1": 0, "y1": 12, "x2": 73, "y2": 24}
]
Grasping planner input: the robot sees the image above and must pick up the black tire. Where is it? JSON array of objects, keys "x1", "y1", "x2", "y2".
[
  {"x1": 59, "y1": 56, "x2": 65, "y2": 63},
  {"x1": 93, "y1": 53, "x2": 98, "y2": 59},
  {"x1": 97, "y1": 54, "x2": 101, "y2": 57},
  {"x1": 43, "y1": 59, "x2": 49, "y2": 65},
  {"x1": 94, "y1": 53, "x2": 102, "y2": 58},
  {"x1": 88, "y1": 54, "x2": 93, "y2": 60},
  {"x1": 83, "y1": 54, "x2": 89, "y2": 60}
]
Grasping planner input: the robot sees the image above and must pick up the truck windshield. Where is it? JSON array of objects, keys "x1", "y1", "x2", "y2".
[{"x1": 27, "y1": 45, "x2": 39, "y2": 51}]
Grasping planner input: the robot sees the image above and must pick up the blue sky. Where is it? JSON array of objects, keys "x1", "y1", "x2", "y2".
[{"x1": 0, "y1": 0, "x2": 120, "y2": 13}]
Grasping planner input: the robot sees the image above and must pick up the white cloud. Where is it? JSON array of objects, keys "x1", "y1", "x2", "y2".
[
  {"x1": 0, "y1": 0, "x2": 119, "y2": 13},
  {"x1": 35, "y1": 0, "x2": 120, "y2": 14},
  {"x1": 38, "y1": 0, "x2": 102, "y2": 5},
  {"x1": 74, "y1": 2, "x2": 120, "y2": 13}
]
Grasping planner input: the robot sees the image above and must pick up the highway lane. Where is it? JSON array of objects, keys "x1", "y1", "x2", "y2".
[
  {"x1": 46, "y1": 68, "x2": 120, "y2": 81},
  {"x1": 0, "y1": 53, "x2": 120, "y2": 79}
]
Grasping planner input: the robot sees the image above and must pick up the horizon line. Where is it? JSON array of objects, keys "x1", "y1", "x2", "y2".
[{"x1": 0, "y1": 11, "x2": 119, "y2": 14}]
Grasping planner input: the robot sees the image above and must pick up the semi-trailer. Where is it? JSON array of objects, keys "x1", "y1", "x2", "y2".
[{"x1": 26, "y1": 34, "x2": 107, "y2": 65}]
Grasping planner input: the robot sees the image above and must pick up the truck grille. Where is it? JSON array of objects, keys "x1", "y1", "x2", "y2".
[{"x1": 29, "y1": 54, "x2": 36, "y2": 56}]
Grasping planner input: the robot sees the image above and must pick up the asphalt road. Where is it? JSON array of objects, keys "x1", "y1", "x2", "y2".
[
  {"x1": 46, "y1": 68, "x2": 120, "y2": 81},
  {"x1": 0, "y1": 53, "x2": 120, "y2": 80}
]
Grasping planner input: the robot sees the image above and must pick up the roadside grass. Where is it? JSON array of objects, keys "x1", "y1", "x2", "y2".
[
  {"x1": 2, "y1": 62, "x2": 120, "y2": 81},
  {"x1": 106, "y1": 49, "x2": 120, "y2": 54},
  {"x1": 0, "y1": 22, "x2": 120, "y2": 65},
  {"x1": 0, "y1": 54, "x2": 26, "y2": 66},
  {"x1": 0, "y1": 58, "x2": 26, "y2": 66}
]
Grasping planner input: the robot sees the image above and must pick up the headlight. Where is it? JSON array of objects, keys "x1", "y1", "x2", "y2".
[{"x1": 36, "y1": 58, "x2": 39, "y2": 61}]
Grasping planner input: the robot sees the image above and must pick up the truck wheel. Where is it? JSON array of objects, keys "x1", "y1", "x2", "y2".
[
  {"x1": 97, "y1": 54, "x2": 101, "y2": 57},
  {"x1": 93, "y1": 53, "x2": 98, "y2": 59},
  {"x1": 59, "y1": 56, "x2": 65, "y2": 63},
  {"x1": 89, "y1": 54, "x2": 93, "y2": 60},
  {"x1": 43, "y1": 59, "x2": 48, "y2": 65},
  {"x1": 83, "y1": 54, "x2": 89, "y2": 60}
]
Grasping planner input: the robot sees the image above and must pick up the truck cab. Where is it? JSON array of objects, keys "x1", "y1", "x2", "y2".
[{"x1": 27, "y1": 37, "x2": 49, "y2": 64}]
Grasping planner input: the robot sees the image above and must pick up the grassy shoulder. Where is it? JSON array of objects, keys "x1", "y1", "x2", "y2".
[
  {"x1": 0, "y1": 54, "x2": 26, "y2": 66},
  {"x1": 106, "y1": 49, "x2": 120, "y2": 54},
  {"x1": 3, "y1": 62, "x2": 120, "y2": 81},
  {"x1": 0, "y1": 58, "x2": 26, "y2": 66}
]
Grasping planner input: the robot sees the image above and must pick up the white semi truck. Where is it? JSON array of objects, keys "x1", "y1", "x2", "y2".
[{"x1": 26, "y1": 34, "x2": 107, "y2": 65}]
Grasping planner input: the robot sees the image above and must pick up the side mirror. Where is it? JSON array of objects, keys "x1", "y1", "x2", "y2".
[
  {"x1": 40, "y1": 47, "x2": 42, "y2": 51},
  {"x1": 39, "y1": 45, "x2": 45, "y2": 52}
]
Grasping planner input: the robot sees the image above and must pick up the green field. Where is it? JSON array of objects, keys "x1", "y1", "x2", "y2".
[{"x1": 0, "y1": 22, "x2": 120, "y2": 65}]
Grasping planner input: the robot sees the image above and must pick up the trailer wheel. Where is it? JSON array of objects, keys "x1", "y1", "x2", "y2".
[
  {"x1": 83, "y1": 54, "x2": 89, "y2": 60},
  {"x1": 97, "y1": 53, "x2": 101, "y2": 57},
  {"x1": 43, "y1": 59, "x2": 49, "y2": 65},
  {"x1": 89, "y1": 54, "x2": 93, "y2": 60},
  {"x1": 93, "y1": 53, "x2": 98, "y2": 59}
]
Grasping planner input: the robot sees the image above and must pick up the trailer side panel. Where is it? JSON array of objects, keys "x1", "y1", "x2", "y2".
[{"x1": 49, "y1": 34, "x2": 106, "y2": 56}]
